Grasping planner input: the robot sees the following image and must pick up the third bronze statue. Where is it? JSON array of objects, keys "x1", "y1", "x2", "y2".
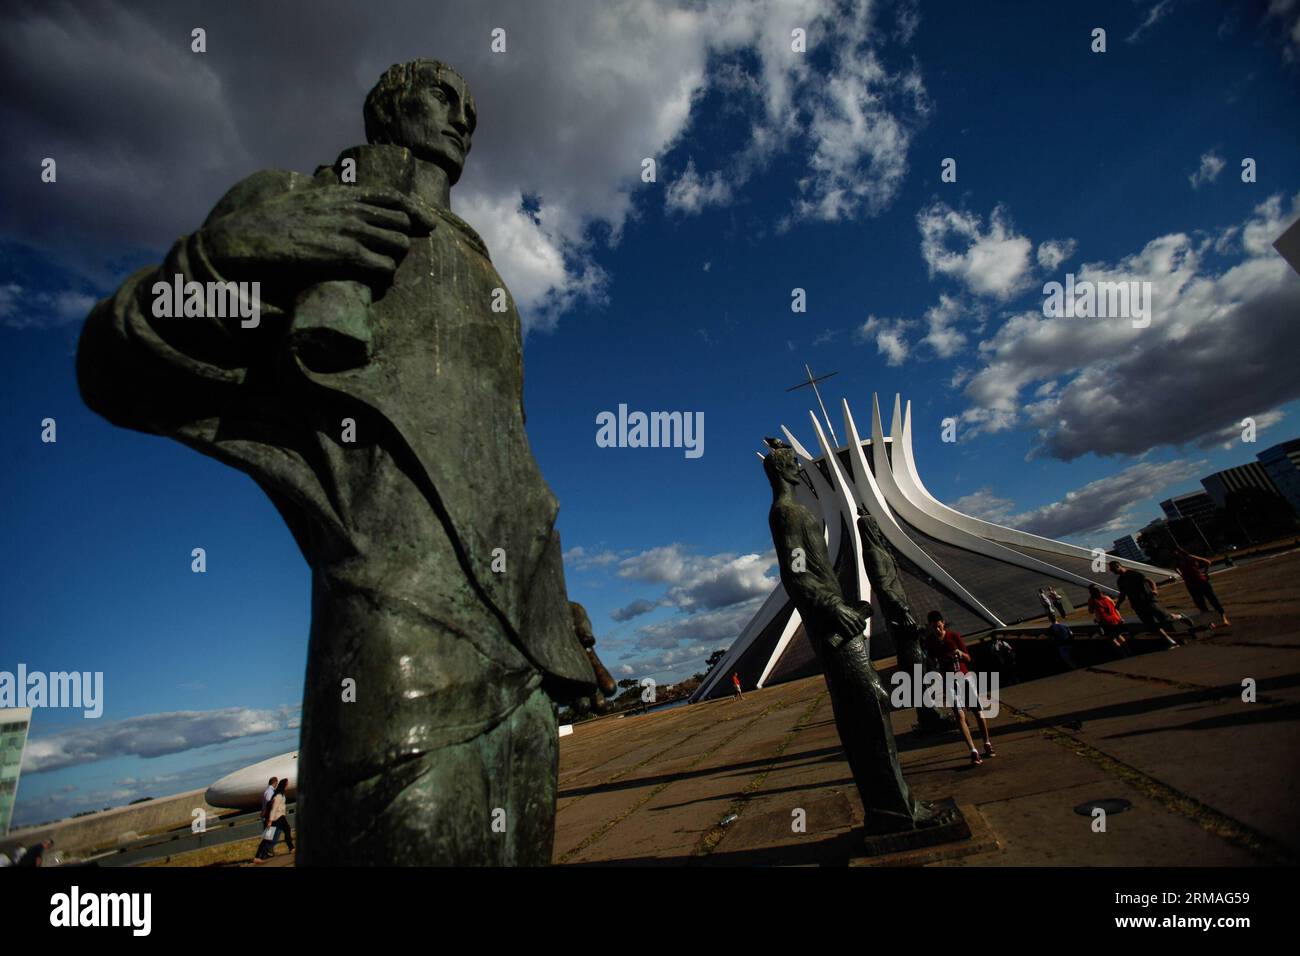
[
  {"x1": 569, "y1": 601, "x2": 618, "y2": 715},
  {"x1": 763, "y1": 438, "x2": 952, "y2": 836},
  {"x1": 77, "y1": 59, "x2": 597, "y2": 865},
  {"x1": 856, "y1": 506, "x2": 949, "y2": 733}
]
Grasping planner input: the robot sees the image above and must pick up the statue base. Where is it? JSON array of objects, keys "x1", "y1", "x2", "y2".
[{"x1": 859, "y1": 798, "x2": 971, "y2": 857}]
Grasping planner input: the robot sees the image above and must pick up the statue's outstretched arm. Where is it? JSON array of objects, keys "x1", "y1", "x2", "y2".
[{"x1": 76, "y1": 170, "x2": 311, "y2": 435}]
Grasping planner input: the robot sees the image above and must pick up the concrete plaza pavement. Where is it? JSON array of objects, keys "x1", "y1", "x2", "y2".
[{"x1": 553, "y1": 550, "x2": 1300, "y2": 866}]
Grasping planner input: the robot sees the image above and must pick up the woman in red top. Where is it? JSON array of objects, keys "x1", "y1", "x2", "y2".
[
  {"x1": 925, "y1": 611, "x2": 995, "y2": 766},
  {"x1": 1087, "y1": 584, "x2": 1131, "y2": 657}
]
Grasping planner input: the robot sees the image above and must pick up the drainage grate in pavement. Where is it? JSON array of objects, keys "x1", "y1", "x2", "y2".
[{"x1": 1073, "y1": 798, "x2": 1132, "y2": 816}]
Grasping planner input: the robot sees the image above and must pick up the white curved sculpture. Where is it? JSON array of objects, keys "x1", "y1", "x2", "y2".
[
  {"x1": 868, "y1": 394, "x2": 1122, "y2": 593},
  {"x1": 890, "y1": 394, "x2": 1172, "y2": 578},
  {"x1": 840, "y1": 399, "x2": 1001, "y2": 625},
  {"x1": 206, "y1": 751, "x2": 298, "y2": 810}
]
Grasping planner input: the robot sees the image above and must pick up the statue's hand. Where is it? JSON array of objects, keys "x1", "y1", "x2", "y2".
[
  {"x1": 833, "y1": 603, "x2": 865, "y2": 640},
  {"x1": 200, "y1": 185, "x2": 440, "y2": 284}
]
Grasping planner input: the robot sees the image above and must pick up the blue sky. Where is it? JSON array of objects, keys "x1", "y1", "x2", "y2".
[{"x1": 3, "y1": 0, "x2": 1300, "y2": 826}]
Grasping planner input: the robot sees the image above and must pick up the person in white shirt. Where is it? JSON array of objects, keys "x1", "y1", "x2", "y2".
[
  {"x1": 260, "y1": 777, "x2": 278, "y2": 823},
  {"x1": 250, "y1": 776, "x2": 280, "y2": 863}
]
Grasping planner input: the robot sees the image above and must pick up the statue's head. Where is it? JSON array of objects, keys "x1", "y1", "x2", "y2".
[
  {"x1": 569, "y1": 601, "x2": 595, "y2": 649},
  {"x1": 570, "y1": 601, "x2": 617, "y2": 696},
  {"x1": 762, "y1": 437, "x2": 801, "y2": 489},
  {"x1": 364, "y1": 59, "x2": 476, "y2": 184}
]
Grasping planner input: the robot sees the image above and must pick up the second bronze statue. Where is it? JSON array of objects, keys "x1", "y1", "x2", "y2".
[{"x1": 762, "y1": 437, "x2": 953, "y2": 835}]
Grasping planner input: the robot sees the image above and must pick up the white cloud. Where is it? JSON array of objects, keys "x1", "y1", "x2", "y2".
[
  {"x1": 0, "y1": 285, "x2": 101, "y2": 330},
  {"x1": 23, "y1": 706, "x2": 298, "y2": 774},
  {"x1": 856, "y1": 314, "x2": 914, "y2": 366},
  {"x1": 563, "y1": 546, "x2": 622, "y2": 570},
  {"x1": 917, "y1": 202, "x2": 1037, "y2": 300},
  {"x1": 959, "y1": 192, "x2": 1300, "y2": 459},
  {"x1": 1127, "y1": 0, "x2": 1175, "y2": 44},
  {"x1": 1011, "y1": 459, "x2": 1207, "y2": 541},
  {"x1": 616, "y1": 543, "x2": 776, "y2": 613},
  {"x1": 1201, "y1": 409, "x2": 1287, "y2": 449},
  {"x1": 455, "y1": 192, "x2": 608, "y2": 332},
  {"x1": 1036, "y1": 239, "x2": 1077, "y2": 271},
  {"x1": 627, "y1": 597, "x2": 764, "y2": 657},
  {"x1": 611, "y1": 598, "x2": 660, "y2": 622},
  {"x1": 1265, "y1": 0, "x2": 1300, "y2": 61},
  {"x1": 0, "y1": 284, "x2": 20, "y2": 320},
  {"x1": 950, "y1": 487, "x2": 1016, "y2": 524},
  {"x1": 658, "y1": 0, "x2": 929, "y2": 225},
  {"x1": 952, "y1": 459, "x2": 1210, "y2": 546},
  {"x1": 921, "y1": 294, "x2": 968, "y2": 358},
  {"x1": 0, "y1": 0, "x2": 928, "y2": 333},
  {"x1": 665, "y1": 158, "x2": 734, "y2": 215},
  {"x1": 1189, "y1": 151, "x2": 1226, "y2": 190}
]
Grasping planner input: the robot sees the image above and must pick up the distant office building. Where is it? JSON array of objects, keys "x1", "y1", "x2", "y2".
[
  {"x1": 1258, "y1": 438, "x2": 1300, "y2": 515},
  {"x1": 0, "y1": 708, "x2": 31, "y2": 835},
  {"x1": 1202, "y1": 461, "x2": 1279, "y2": 509},
  {"x1": 1111, "y1": 535, "x2": 1148, "y2": 563},
  {"x1": 1160, "y1": 491, "x2": 1216, "y2": 524}
]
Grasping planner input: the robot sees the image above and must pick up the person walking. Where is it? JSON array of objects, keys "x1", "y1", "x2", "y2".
[
  {"x1": 16, "y1": 839, "x2": 53, "y2": 867},
  {"x1": 265, "y1": 778, "x2": 294, "y2": 858},
  {"x1": 925, "y1": 611, "x2": 996, "y2": 766},
  {"x1": 1087, "y1": 584, "x2": 1131, "y2": 657},
  {"x1": 260, "y1": 776, "x2": 278, "y2": 823},
  {"x1": 1046, "y1": 586, "x2": 1069, "y2": 618},
  {"x1": 251, "y1": 775, "x2": 281, "y2": 863},
  {"x1": 1036, "y1": 588, "x2": 1055, "y2": 619},
  {"x1": 1109, "y1": 562, "x2": 1181, "y2": 648},
  {"x1": 731, "y1": 672, "x2": 744, "y2": 701},
  {"x1": 1172, "y1": 546, "x2": 1230, "y2": 627},
  {"x1": 1044, "y1": 613, "x2": 1077, "y2": 669},
  {"x1": 991, "y1": 636, "x2": 1018, "y2": 685}
]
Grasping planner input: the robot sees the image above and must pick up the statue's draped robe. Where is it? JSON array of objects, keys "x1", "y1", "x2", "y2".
[
  {"x1": 770, "y1": 499, "x2": 924, "y2": 831},
  {"x1": 77, "y1": 145, "x2": 594, "y2": 865}
]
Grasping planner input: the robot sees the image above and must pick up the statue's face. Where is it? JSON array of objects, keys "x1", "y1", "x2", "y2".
[
  {"x1": 391, "y1": 73, "x2": 475, "y2": 180},
  {"x1": 769, "y1": 448, "x2": 802, "y2": 486}
]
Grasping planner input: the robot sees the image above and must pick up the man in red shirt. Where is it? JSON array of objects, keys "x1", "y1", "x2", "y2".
[
  {"x1": 925, "y1": 611, "x2": 996, "y2": 766},
  {"x1": 731, "y1": 672, "x2": 744, "y2": 701},
  {"x1": 1173, "y1": 546, "x2": 1230, "y2": 627}
]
